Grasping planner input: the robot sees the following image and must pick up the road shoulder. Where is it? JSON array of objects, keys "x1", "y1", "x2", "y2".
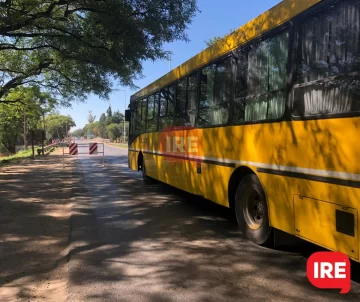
[{"x1": 0, "y1": 148, "x2": 73, "y2": 302}]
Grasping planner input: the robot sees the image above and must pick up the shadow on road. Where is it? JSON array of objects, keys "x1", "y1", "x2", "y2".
[
  {"x1": 67, "y1": 155, "x2": 360, "y2": 301},
  {"x1": 1, "y1": 151, "x2": 359, "y2": 301},
  {"x1": 144, "y1": 181, "x2": 360, "y2": 285},
  {"x1": 0, "y1": 154, "x2": 73, "y2": 301}
]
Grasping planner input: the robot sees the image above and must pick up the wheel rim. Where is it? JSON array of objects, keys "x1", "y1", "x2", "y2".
[{"x1": 242, "y1": 187, "x2": 265, "y2": 230}]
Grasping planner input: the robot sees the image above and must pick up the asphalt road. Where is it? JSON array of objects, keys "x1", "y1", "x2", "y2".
[{"x1": 67, "y1": 142, "x2": 360, "y2": 301}]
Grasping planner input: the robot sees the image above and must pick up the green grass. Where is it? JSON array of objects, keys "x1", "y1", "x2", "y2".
[
  {"x1": 0, "y1": 148, "x2": 36, "y2": 165},
  {"x1": 0, "y1": 146, "x2": 55, "y2": 165},
  {"x1": 108, "y1": 142, "x2": 128, "y2": 149}
]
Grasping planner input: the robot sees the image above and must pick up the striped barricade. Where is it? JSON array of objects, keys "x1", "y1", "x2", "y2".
[
  {"x1": 69, "y1": 143, "x2": 78, "y2": 156},
  {"x1": 89, "y1": 143, "x2": 98, "y2": 155}
]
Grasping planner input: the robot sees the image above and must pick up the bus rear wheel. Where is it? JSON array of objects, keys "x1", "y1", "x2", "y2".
[
  {"x1": 142, "y1": 159, "x2": 156, "y2": 185},
  {"x1": 235, "y1": 174, "x2": 273, "y2": 246}
]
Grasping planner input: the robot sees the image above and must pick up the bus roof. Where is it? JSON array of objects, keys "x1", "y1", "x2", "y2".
[{"x1": 131, "y1": 0, "x2": 321, "y2": 102}]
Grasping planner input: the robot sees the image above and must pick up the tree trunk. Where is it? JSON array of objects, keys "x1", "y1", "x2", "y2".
[
  {"x1": 9, "y1": 145, "x2": 16, "y2": 154},
  {"x1": 3, "y1": 143, "x2": 16, "y2": 154},
  {"x1": 24, "y1": 113, "x2": 28, "y2": 150}
]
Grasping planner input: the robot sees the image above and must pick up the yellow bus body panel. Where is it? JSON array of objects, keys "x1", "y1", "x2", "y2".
[
  {"x1": 128, "y1": 0, "x2": 359, "y2": 261},
  {"x1": 129, "y1": 116, "x2": 360, "y2": 261}
]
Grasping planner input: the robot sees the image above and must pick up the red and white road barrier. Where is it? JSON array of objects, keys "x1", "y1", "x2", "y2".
[
  {"x1": 69, "y1": 143, "x2": 78, "y2": 155},
  {"x1": 89, "y1": 143, "x2": 98, "y2": 155},
  {"x1": 62, "y1": 142, "x2": 104, "y2": 168}
]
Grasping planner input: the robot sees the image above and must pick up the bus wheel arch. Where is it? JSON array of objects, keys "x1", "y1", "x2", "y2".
[
  {"x1": 228, "y1": 166, "x2": 255, "y2": 210},
  {"x1": 229, "y1": 167, "x2": 273, "y2": 247},
  {"x1": 137, "y1": 152, "x2": 143, "y2": 171},
  {"x1": 138, "y1": 151, "x2": 156, "y2": 185}
]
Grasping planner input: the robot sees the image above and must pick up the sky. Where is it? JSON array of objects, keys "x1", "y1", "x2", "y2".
[{"x1": 60, "y1": 0, "x2": 281, "y2": 130}]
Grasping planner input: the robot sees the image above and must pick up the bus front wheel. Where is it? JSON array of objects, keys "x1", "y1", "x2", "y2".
[{"x1": 235, "y1": 174, "x2": 273, "y2": 247}]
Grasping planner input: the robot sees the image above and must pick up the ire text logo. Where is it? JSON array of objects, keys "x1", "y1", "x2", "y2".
[
  {"x1": 165, "y1": 136, "x2": 199, "y2": 153},
  {"x1": 307, "y1": 252, "x2": 351, "y2": 294},
  {"x1": 159, "y1": 126, "x2": 202, "y2": 157}
]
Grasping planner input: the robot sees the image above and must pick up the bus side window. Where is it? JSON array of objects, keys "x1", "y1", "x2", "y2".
[
  {"x1": 214, "y1": 58, "x2": 232, "y2": 124},
  {"x1": 159, "y1": 89, "x2": 168, "y2": 118},
  {"x1": 159, "y1": 86, "x2": 175, "y2": 130},
  {"x1": 175, "y1": 75, "x2": 197, "y2": 127},
  {"x1": 293, "y1": 0, "x2": 360, "y2": 117},
  {"x1": 168, "y1": 85, "x2": 175, "y2": 124},
  {"x1": 187, "y1": 74, "x2": 198, "y2": 127},
  {"x1": 146, "y1": 94, "x2": 159, "y2": 132},
  {"x1": 175, "y1": 78, "x2": 188, "y2": 126},
  {"x1": 199, "y1": 59, "x2": 231, "y2": 127},
  {"x1": 135, "y1": 99, "x2": 144, "y2": 133},
  {"x1": 234, "y1": 49, "x2": 248, "y2": 123},
  {"x1": 141, "y1": 98, "x2": 147, "y2": 133},
  {"x1": 234, "y1": 31, "x2": 289, "y2": 123},
  {"x1": 154, "y1": 92, "x2": 159, "y2": 130}
]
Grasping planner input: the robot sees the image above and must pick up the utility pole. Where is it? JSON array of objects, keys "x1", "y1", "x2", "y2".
[{"x1": 119, "y1": 90, "x2": 127, "y2": 143}]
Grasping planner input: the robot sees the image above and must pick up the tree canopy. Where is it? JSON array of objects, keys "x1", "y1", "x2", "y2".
[
  {"x1": 0, "y1": 103, "x2": 25, "y2": 153},
  {"x1": 204, "y1": 36, "x2": 222, "y2": 47},
  {"x1": 106, "y1": 123, "x2": 121, "y2": 141},
  {"x1": 106, "y1": 106, "x2": 112, "y2": 119},
  {"x1": 0, "y1": 86, "x2": 56, "y2": 153},
  {"x1": 82, "y1": 105, "x2": 127, "y2": 141},
  {"x1": 0, "y1": 0, "x2": 198, "y2": 105},
  {"x1": 45, "y1": 114, "x2": 75, "y2": 139},
  {"x1": 204, "y1": 28, "x2": 235, "y2": 47},
  {"x1": 88, "y1": 110, "x2": 96, "y2": 124},
  {"x1": 98, "y1": 113, "x2": 107, "y2": 138},
  {"x1": 71, "y1": 128, "x2": 84, "y2": 138}
]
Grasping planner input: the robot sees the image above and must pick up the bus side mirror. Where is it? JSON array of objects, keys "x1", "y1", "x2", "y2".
[{"x1": 125, "y1": 110, "x2": 131, "y2": 122}]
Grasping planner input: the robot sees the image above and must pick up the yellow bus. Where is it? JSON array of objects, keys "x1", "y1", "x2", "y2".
[{"x1": 126, "y1": 0, "x2": 360, "y2": 262}]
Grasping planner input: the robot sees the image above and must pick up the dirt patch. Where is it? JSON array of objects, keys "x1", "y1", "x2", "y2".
[{"x1": 0, "y1": 148, "x2": 74, "y2": 301}]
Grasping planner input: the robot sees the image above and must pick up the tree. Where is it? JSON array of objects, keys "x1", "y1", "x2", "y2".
[
  {"x1": 83, "y1": 122, "x2": 99, "y2": 138},
  {"x1": 106, "y1": 105, "x2": 113, "y2": 125},
  {"x1": 204, "y1": 36, "x2": 222, "y2": 47},
  {"x1": 71, "y1": 128, "x2": 85, "y2": 138},
  {"x1": 204, "y1": 29, "x2": 235, "y2": 47},
  {"x1": 107, "y1": 106, "x2": 113, "y2": 117},
  {"x1": 100, "y1": 113, "x2": 107, "y2": 123},
  {"x1": 0, "y1": 1, "x2": 198, "y2": 105},
  {"x1": 0, "y1": 103, "x2": 24, "y2": 153},
  {"x1": 92, "y1": 121, "x2": 100, "y2": 137},
  {"x1": 88, "y1": 111, "x2": 96, "y2": 124},
  {"x1": 98, "y1": 113, "x2": 107, "y2": 139},
  {"x1": 0, "y1": 86, "x2": 56, "y2": 153},
  {"x1": 8, "y1": 86, "x2": 57, "y2": 128},
  {"x1": 45, "y1": 115, "x2": 76, "y2": 139},
  {"x1": 112, "y1": 111, "x2": 124, "y2": 124},
  {"x1": 106, "y1": 123, "x2": 121, "y2": 141}
]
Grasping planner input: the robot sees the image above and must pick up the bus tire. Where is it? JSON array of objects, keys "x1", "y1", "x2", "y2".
[
  {"x1": 235, "y1": 174, "x2": 273, "y2": 247},
  {"x1": 142, "y1": 158, "x2": 156, "y2": 185}
]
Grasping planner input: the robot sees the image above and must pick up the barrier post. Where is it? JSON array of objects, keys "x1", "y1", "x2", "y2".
[{"x1": 63, "y1": 142, "x2": 105, "y2": 167}]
